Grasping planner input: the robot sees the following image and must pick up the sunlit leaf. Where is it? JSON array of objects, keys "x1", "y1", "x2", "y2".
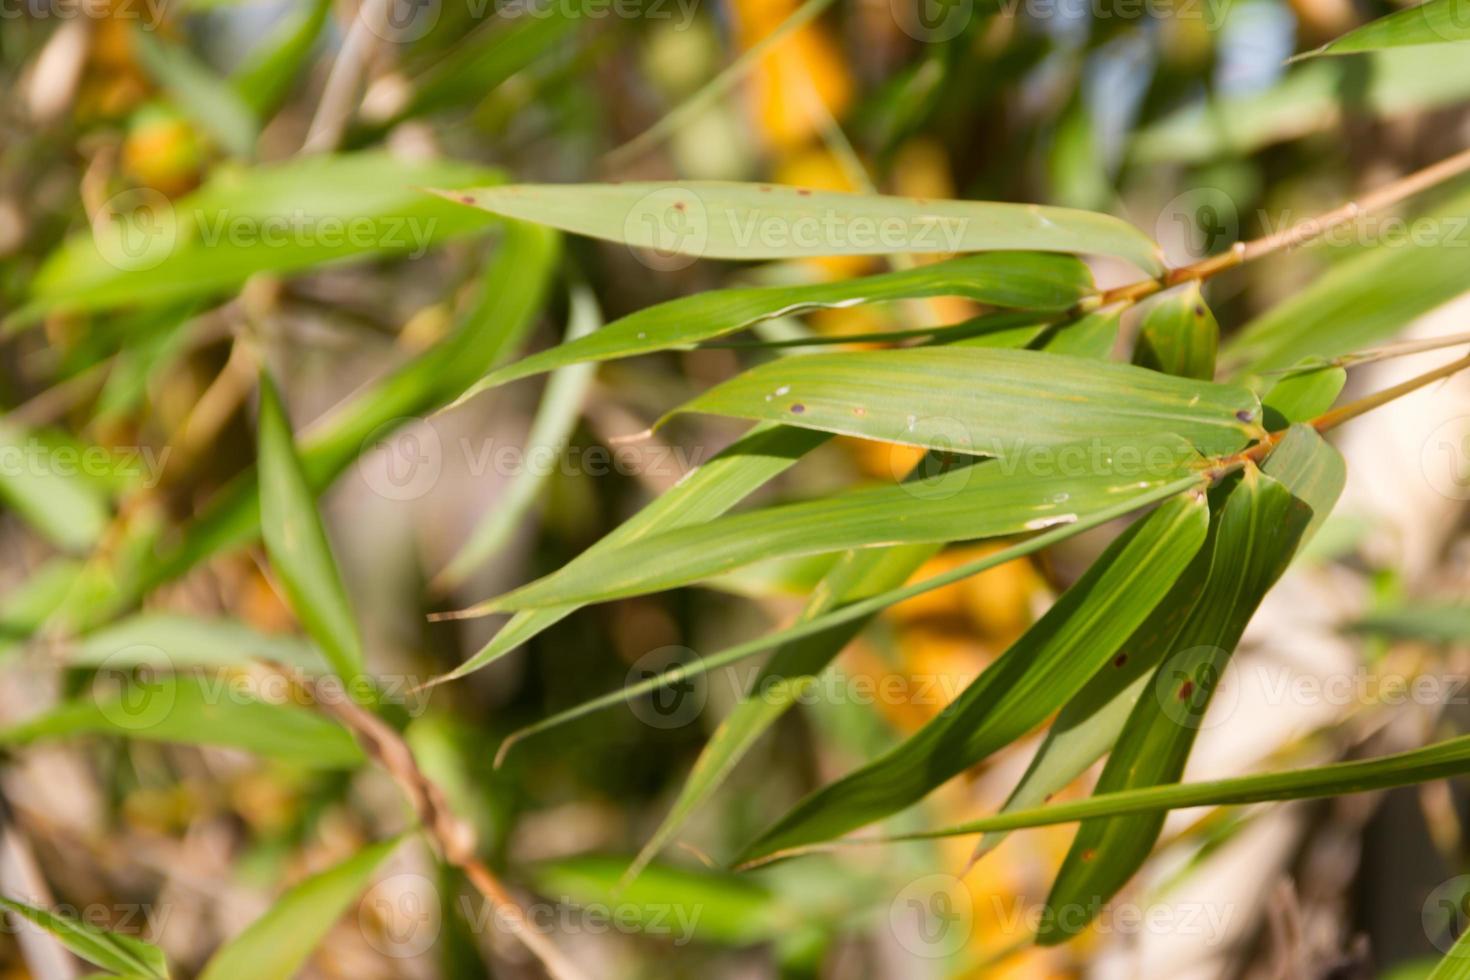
[
  {"x1": 1298, "y1": 0, "x2": 1470, "y2": 58},
  {"x1": 198, "y1": 838, "x2": 403, "y2": 980},
  {"x1": 439, "y1": 182, "x2": 1165, "y2": 274},
  {"x1": 1132, "y1": 282, "x2": 1218, "y2": 380}
]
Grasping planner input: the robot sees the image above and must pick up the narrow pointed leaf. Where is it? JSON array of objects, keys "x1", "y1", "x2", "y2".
[
  {"x1": 198, "y1": 837, "x2": 403, "y2": 980},
  {"x1": 671, "y1": 347, "x2": 1259, "y2": 458},
  {"x1": 1299, "y1": 0, "x2": 1470, "y2": 58},
  {"x1": 0, "y1": 897, "x2": 169, "y2": 979},
  {"x1": 440, "y1": 182, "x2": 1166, "y2": 274},
  {"x1": 64, "y1": 612, "x2": 326, "y2": 672},
  {"x1": 736, "y1": 491, "x2": 1209, "y2": 865},
  {"x1": 449, "y1": 252, "x2": 1093, "y2": 404},
  {"x1": 1262, "y1": 364, "x2": 1347, "y2": 429},
  {"x1": 0, "y1": 674, "x2": 365, "y2": 768},
  {"x1": 1430, "y1": 920, "x2": 1470, "y2": 979},
  {"x1": 1132, "y1": 283, "x2": 1219, "y2": 380},
  {"x1": 133, "y1": 31, "x2": 258, "y2": 158},
  {"x1": 231, "y1": 0, "x2": 332, "y2": 118},
  {"x1": 257, "y1": 372, "x2": 364, "y2": 682},
  {"x1": 433, "y1": 424, "x2": 831, "y2": 682},
  {"x1": 492, "y1": 434, "x2": 1207, "y2": 610},
  {"x1": 1040, "y1": 430, "x2": 1343, "y2": 944},
  {"x1": 0, "y1": 423, "x2": 112, "y2": 552}
]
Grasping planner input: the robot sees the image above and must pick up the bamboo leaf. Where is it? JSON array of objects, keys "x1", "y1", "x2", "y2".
[
  {"x1": 0, "y1": 896, "x2": 169, "y2": 979},
  {"x1": 1299, "y1": 0, "x2": 1470, "y2": 58},
  {"x1": 63, "y1": 612, "x2": 326, "y2": 672},
  {"x1": 436, "y1": 285, "x2": 601, "y2": 588},
  {"x1": 671, "y1": 347, "x2": 1259, "y2": 458},
  {"x1": 0, "y1": 673, "x2": 365, "y2": 768},
  {"x1": 439, "y1": 182, "x2": 1165, "y2": 274},
  {"x1": 448, "y1": 252, "x2": 1093, "y2": 406},
  {"x1": 1430, "y1": 923, "x2": 1470, "y2": 979},
  {"x1": 1132, "y1": 283, "x2": 1219, "y2": 380},
  {"x1": 1262, "y1": 364, "x2": 1347, "y2": 429},
  {"x1": 257, "y1": 372, "x2": 365, "y2": 682},
  {"x1": 132, "y1": 30, "x2": 259, "y2": 158},
  {"x1": 735, "y1": 491, "x2": 1209, "y2": 865},
  {"x1": 197, "y1": 838, "x2": 403, "y2": 980},
  {"x1": 0, "y1": 423, "x2": 113, "y2": 552},
  {"x1": 490, "y1": 434, "x2": 1208, "y2": 610},
  {"x1": 18, "y1": 153, "x2": 501, "y2": 322},
  {"x1": 231, "y1": 0, "x2": 332, "y2": 118},
  {"x1": 1351, "y1": 604, "x2": 1470, "y2": 644},
  {"x1": 1039, "y1": 430, "x2": 1342, "y2": 944},
  {"x1": 432, "y1": 424, "x2": 831, "y2": 683}
]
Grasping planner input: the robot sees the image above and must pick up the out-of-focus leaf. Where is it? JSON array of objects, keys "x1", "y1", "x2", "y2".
[
  {"x1": 490, "y1": 434, "x2": 1206, "y2": 610},
  {"x1": 0, "y1": 896, "x2": 168, "y2": 979},
  {"x1": 132, "y1": 30, "x2": 258, "y2": 157},
  {"x1": 440, "y1": 182, "x2": 1166, "y2": 274},
  {"x1": 1039, "y1": 443, "x2": 1337, "y2": 944},
  {"x1": 1225, "y1": 186, "x2": 1470, "y2": 373},
  {"x1": 1351, "y1": 604, "x2": 1470, "y2": 644},
  {"x1": 437, "y1": 423, "x2": 830, "y2": 680},
  {"x1": 672, "y1": 347, "x2": 1259, "y2": 457},
  {"x1": 1132, "y1": 46, "x2": 1470, "y2": 163},
  {"x1": 18, "y1": 153, "x2": 501, "y2": 321},
  {"x1": 0, "y1": 423, "x2": 112, "y2": 552},
  {"x1": 1132, "y1": 282, "x2": 1218, "y2": 380},
  {"x1": 63, "y1": 613, "x2": 325, "y2": 672},
  {"x1": 1262, "y1": 364, "x2": 1347, "y2": 429},
  {"x1": 231, "y1": 0, "x2": 332, "y2": 118},
  {"x1": 197, "y1": 838, "x2": 403, "y2": 980},
  {"x1": 448, "y1": 252, "x2": 1093, "y2": 405},
  {"x1": 437, "y1": 286, "x2": 597, "y2": 587},
  {"x1": 40, "y1": 221, "x2": 558, "y2": 640},
  {"x1": 1299, "y1": 0, "x2": 1470, "y2": 58},
  {"x1": 257, "y1": 372, "x2": 364, "y2": 682},
  {"x1": 736, "y1": 491, "x2": 1209, "y2": 864},
  {"x1": 0, "y1": 673, "x2": 365, "y2": 768},
  {"x1": 92, "y1": 304, "x2": 200, "y2": 423},
  {"x1": 532, "y1": 855, "x2": 782, "y2": 947},
  {"x1": 1429, "y1": 923, "x2": 1470, "y2": 979}
]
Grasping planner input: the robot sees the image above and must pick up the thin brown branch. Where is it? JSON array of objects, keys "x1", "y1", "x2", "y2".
[
  {"x1": 1096, "y1": 146, "x2": 1470, "y2": 308},
  {"x1": 281, "y1": 666, "x2": 589, "y2": 980}
]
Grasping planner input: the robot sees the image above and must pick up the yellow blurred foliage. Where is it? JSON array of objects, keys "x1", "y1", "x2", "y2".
[{"x1": 731, "y1": 0, "x2": 852, "y2": 153}]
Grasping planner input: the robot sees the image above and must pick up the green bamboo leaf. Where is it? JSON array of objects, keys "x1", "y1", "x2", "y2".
[
  {"x1": 497, "y1": 475, "x2": 1208, "y2": 759},
  {"x1": 876, "y1": 729, "x2": 1470, "y2": 838},
  {"x1": 0, "y1": 673, "x2": 365, "y2": 768},
  {"x1": 1262, "y1": 364, "x2": 1347, "y2": 429},
  {"x1": 0, "y1": 896, "x2": 169, "y2": 979},
  {"x1": 0, "y1": 423, "x2": 112, "y2": 552},
  {"x1": 490, "y1": 434, "x2": 1207, "y2": 610},
  {"x1": 63, "y1": 613, "x2": 326, "y2": 672},
  {"x1": 198, "y1": 838, "x2": 403, "y2": 980},
  {"x1": 17, "y1": 153, "x2": 501, "y2": 322},
  {"x1": 1298, "y1": 0, "x2": 1470, "y2": 58},
  {"x1": 231, "y1": 0, "x2": 332, "y2": 118},
  {"x1": 1225, "y1": 185, "x2": 1470, "y2": 373},
  {"x1": 431, "y1": 424, "x2": 831, "y2": 683},
  {"x1": 257, "y1": 372, "x2": 365, "y2": 682},
  {"x1": 438, "y1": 182, "x2": 1165, "y2": 274},
  {"x1": 436, "y1": 285, "x2": 601, "y2": 588},
  {"x1": 1132, "y1": 282, "x2": 1219, "y2": 380},
  {"x1": 735, "y1": 491, "x2": 1209, "y2": 865},
  {"x1": 447, "y1": 252, "x2": 1093, "y2": 407},
  {"x1": 132, "y1": 30, "x2": 259, "y2": 158},
  {"x1": 670, "y1": 347, "x2": 1259, "y2": 458},
  {"x1": 1351, "y1": 604, "x2": 1470, "y2": 644},
  {"x1": 1038, "y1": 430, "x2": 1343, "y2": 944},
  {"x1": 1030, "y1": 305, "x2": 1123, "y2": 359}
]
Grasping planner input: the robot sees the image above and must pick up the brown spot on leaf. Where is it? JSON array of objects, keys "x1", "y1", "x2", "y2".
[
  {"x1": 797, "y1": 188, "x2": 811, "y2": 196},
  {"x1": 1178, "y1": 680, "x2": 1194, "y2": 700},
  {"x1": 790, "y1": 403, "x2": 806, "y2": 414},
  {"x1": 1113, "y1": 654, "x2": 1128, "y2": 668},
  {"x1": 460, "y1": 195, "x2": 476, "y2": 205},
  {"x1": 1235, "y1": 410, "x2": 1254, "y2": 423},
  {"x1": 1081, "y1": 849, "x2": 1097, "y2": 862}
]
